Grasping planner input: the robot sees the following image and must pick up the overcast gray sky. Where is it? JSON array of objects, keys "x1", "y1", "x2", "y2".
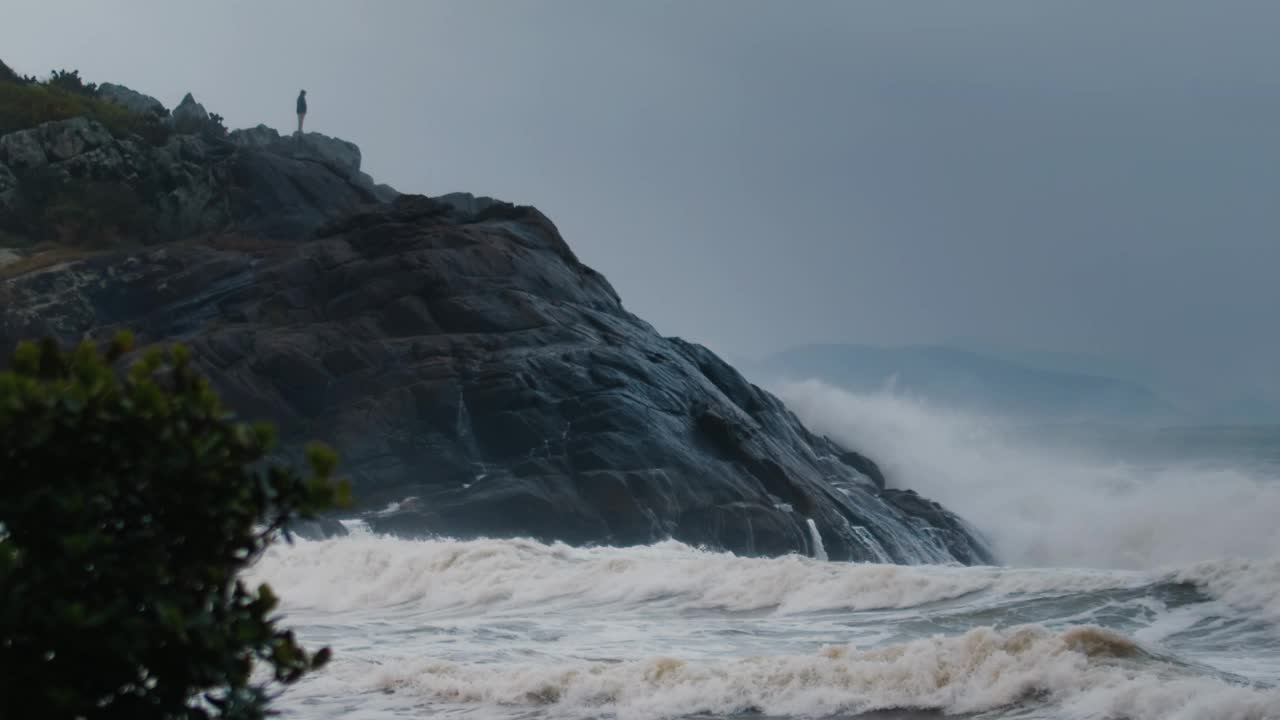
[{"x1": 4, "y1": 1, "x2": 1278, "y2": 419}]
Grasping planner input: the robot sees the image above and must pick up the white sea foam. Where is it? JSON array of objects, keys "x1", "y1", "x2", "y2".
[
  {"x1": 805, "y1": 517, "x2": 828, "y2": 561},
  {"x1": 776, "y1": 380, "x2": 1280, "y2": 569},
  {"x1": 253, "y1": 536, "x2": 1280, "y2": 719},
  {"x1": 1170, "y1": 557, "x2": 1280, "y2": 622},
  {"x1": 286, "y1": 624, "x2": 1280, "y2": 720},
  {"x1": 249, "y1": 535, "x2": 1156, "y2": 616},
  {"x1": 254, "y1": 383, "x2": 1280, "y2": 719}
]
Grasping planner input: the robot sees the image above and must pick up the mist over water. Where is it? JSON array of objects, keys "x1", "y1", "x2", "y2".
[{"x1": 776, "y1": 380, "x2": 1280, "y2": 569}]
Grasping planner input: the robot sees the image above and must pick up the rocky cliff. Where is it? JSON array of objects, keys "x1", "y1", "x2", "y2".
[
  {"x1": 0, "y1": 83, "x2": 992, "y2": 564},
  {"x1": 0, "y1": 89, "x2": 396, "y2": 247}
]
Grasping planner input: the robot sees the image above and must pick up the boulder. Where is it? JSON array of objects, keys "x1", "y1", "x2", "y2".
[
  {"x1": 436, "y1": 192, "x2": 501, "y2": 216},
  {"x1": 290, "y1": 132, "x2": 362, "y2": 180},
  {"x1": 228, "y1": 127, "x2": 362, "y2": 179},
  {"x1": 371, "y1": 182, "x2": 400, "y2": 203},
  {"x1": 225, "y1": 141, "x2": 376, "y2": 238},
  {"x1": 228, "y1": 124, "x2": 282, "y2": 148},
  {"x1": 0, "y1": 128, "x2": 49, "y2": 172},
  {"x1": 35, "y1": 117, "x2": 113, "y2": 162},
  {"x1": 98, "y1": 82, "x2": 167, "y2": 117},
  {"x1": 172, "y1": 93, "x2": 210, "y2": 126}
]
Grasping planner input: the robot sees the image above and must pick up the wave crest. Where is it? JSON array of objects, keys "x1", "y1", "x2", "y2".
[
  {"x1": 248, "y1": 535, "x2": 1153, "y2": 615},
  {"x1": 777, "y1": 381, "x2": 1280, "y2": 569},
  {"x1": 322, "y1": 625, "x2": 1275, "y2": 720}
]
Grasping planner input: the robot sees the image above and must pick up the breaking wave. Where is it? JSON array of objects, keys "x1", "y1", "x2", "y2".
[
  {"x1": 776, "y1": 381, "x2": 1280, "y2": 569},
  {"x1": 249, "y1": 535, "x2": 1280, "y2": 627},
  {"x1": 249, "y1": 535, "x2": 1113, "y2": 615},
  {"x1": 249, "y1": 382, "x2": 1280, "y2": 720},
  {"x1": 252, "y1": 535, "x2": 1280, "y2": 719},
  {"x1": 280, "y1": 621, "x2": 1280, "y2": 720}
]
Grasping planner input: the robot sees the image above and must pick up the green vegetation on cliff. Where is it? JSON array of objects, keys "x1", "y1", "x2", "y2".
[{"x1": 0, "y1": 62, "x2": 168, "y2": 142}]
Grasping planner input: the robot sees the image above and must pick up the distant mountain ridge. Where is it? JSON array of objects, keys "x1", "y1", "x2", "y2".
[{"x1": 759, "y1": 344, "x2": 1170, "y2": 420}]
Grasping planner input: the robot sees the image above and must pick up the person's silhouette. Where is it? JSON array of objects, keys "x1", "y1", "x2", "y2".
[{"x1": 296, "y1": 90, "x2": 307, "y2": 134}]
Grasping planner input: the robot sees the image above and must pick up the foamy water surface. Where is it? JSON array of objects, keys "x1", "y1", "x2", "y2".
[
  {"x1": 250, "y1": 534, "x2": 1280, "y2": 720},
  {"x1": 250, "y1": 389, "x2": 1280, "y2": 719}
]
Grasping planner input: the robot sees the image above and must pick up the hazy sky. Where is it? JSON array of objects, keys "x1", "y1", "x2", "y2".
[{"x1": 4, "y1": 1, "x2": 1279, "y2": 418}]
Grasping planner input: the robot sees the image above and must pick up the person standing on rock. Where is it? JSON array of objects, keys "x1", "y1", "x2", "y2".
[{"x1": 296, "y1": 89, "x2": 307, "y2": 134}]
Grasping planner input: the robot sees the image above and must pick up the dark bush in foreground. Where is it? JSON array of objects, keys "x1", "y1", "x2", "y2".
[{"x1": 0, "y1": 335, "x2": 351, "y2": 719}]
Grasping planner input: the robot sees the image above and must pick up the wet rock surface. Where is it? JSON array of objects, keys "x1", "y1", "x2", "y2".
[{"x1": 0, "y1": 193, "x2": 991, "y2": 564}]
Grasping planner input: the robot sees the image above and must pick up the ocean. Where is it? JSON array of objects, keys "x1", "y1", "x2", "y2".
[{"x1": 250, "y1": 384, "x2": 1280, "y2": 719}]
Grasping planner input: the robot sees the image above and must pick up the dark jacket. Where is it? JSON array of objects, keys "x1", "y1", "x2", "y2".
[{"x1": 297, "y1": 93, "x2": 307, "y2": 114}]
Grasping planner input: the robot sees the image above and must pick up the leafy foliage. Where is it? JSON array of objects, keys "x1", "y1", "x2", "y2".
[
  {"x1": 46, "y1": 69, "x2": 97, "y2": 97},
  {"x1": 0, "y1": 335, "x2": 352, "y2": 719},
  {"x1": 209, "y1": 113, "x2": 228, "y2": 137},
  {"x1": 0, "y1": 62, "x2": 169, "y2": 143}
]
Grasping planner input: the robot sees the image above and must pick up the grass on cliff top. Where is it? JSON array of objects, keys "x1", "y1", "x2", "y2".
[{"x1": 0, "y1": 61, "x2": 168, "y2": 142}]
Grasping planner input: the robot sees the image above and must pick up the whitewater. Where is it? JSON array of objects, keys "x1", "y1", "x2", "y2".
[{"x1": 251, "y1": 384, "x2": 1280, "y2": 719}]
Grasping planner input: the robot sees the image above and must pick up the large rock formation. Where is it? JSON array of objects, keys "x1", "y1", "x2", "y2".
[
  {"x1": 0, "y1": 190, "x2": 991, "y2": 564},
  {"x1": 97, "y1": 83, "x2": 168, "y2": 118},
  {"x1": 0, "y1": 76, "x2": 990, "y2": 563},
  {"x1": 228, "y1": 125, "x2": 398, "y2": 205},
  {"x1": 171, "y1": 92, "x2": 210, "y2": 127},
  {"x1": 0, "y1": 113, "x2": 395, "y2": 243}
]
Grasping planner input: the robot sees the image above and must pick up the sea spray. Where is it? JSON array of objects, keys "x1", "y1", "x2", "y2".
[
  {"x1": 805, "y1": 518, "x2": 828, "y2": 561},
  {"x1": 246, "y1": 535, "x2": 1279, "y2": 619},
  {"x1": 777, "y1": 380, "x2": 1280, "y2": 568}
]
